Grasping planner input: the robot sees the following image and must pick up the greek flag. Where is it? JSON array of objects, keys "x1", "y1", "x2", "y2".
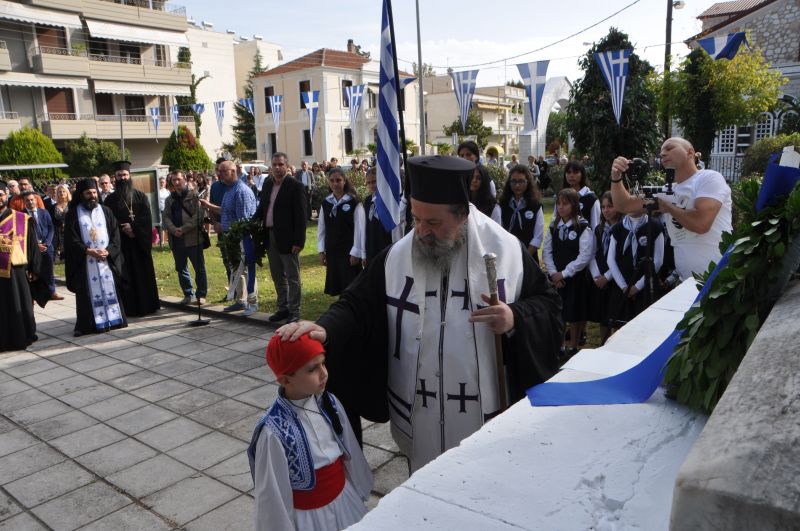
[
  {"x1": 345, "y1": 84, "x2": 365, "y2": 137},
  {"x1": 239, "y1": 97, "x2": 254, "y2": 116},
  {"x1": 191, "y1": 103, "x2": 205, "y2": 116},
  {"x1": 149, "y1": 107, "x2": 160, "y2": 141},
  {"x1": 301, "y1": 90, "x2": 320, "y2": 146},
  {"x1": 376, "y1": 0, "x2": 402, "y2": 232},
  {"x1": 697, "y1": 32, "x2": 747, "y2": 60},
  {"x1": 400, "y1": 77, "x2": 417, "y2": 88},
  {"x1": 170, "y1": 104, "x2": 179, "y2": 136},
  {"x1": 450, "y1": 69, "x2": 480, "y2": 133},
  {"x1": 516, "y1": 60, "x2": 549, "y2": 131},
  {"x1": 269, "y1": 95, "x2": 283, "y2": 145},
  {"x1": 594, "y1": 49, "x2": 631, "y2": 125},
  {"x1": 213, "y1": 101, "x2": 225, "y2": 136}
]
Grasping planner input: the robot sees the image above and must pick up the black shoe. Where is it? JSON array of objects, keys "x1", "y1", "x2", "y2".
[{"x1": 268, "y1": 310, "x2": 290, "y2": 323}]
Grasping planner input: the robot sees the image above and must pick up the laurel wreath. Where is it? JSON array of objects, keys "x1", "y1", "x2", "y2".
[{"x1": 220, "y1": 217, "x2": 268, "y2": 267}]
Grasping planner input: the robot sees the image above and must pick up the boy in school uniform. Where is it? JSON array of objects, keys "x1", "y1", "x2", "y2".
[{"x1": 248, "y1": 334, "x2": 373, "y2": 531}]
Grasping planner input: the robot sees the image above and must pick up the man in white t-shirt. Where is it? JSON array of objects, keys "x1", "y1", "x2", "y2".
[{"x1": 610, "y1": 137, "x2": 732, "y2": 281}]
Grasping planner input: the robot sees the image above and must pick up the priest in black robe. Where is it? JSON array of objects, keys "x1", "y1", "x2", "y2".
[
  {"x1": 0, "y1": 181, "x2": 46, "y2": 351},
  {"x1": 64, "y1": 179, "x2": 127, "y2": 337},
  {"x1": 277, "y1": 156, "x2": 564, "y2": 471},
  {"x1": 103, "y1": 161, "x2": 160, "y2": 316}
]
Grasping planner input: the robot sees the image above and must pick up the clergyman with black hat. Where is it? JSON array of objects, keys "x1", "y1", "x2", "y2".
[
  {"x1": 63, "y1": 178, "x2": 127, "y2": 336},
  {"x1": 276, "y1": 155, "x2": 564, "y2": 472},
  {"x1": 103, "y1": 161, "x2": 160, "y2": 316},
  {"x1": 0, "y1": 180, "x2": 47, "y2": 351}
]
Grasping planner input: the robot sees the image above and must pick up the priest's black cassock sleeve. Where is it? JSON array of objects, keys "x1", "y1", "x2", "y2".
[
  {"x1": 104, "y1": 189, "x2": 160, "y2": 316},
  {"x1": 0, "y1": 209, "x2": 43, "y2": 351},
  {"x1": 64, "y1": 205, "x2": 128, "y2": 335},
  {"x1": 317, "y1": 241, "x2": 563, "y2": 442}
]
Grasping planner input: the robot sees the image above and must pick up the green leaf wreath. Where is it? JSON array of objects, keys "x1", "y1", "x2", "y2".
[
  {"x1": 220, "y1": 217, "x2": 268, "y2": 267},
  {"x1": 663, "y1": 178, "x2": 800, "y2": 413}
]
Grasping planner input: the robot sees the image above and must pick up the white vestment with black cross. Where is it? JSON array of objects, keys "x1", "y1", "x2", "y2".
[{"x1": 384, "y1": 204, "x2": 524, "y2": 472}]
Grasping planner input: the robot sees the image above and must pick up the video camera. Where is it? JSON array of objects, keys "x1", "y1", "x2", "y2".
[{"x1": 623, "y1": 157, "x2": 675, "y2": 206}]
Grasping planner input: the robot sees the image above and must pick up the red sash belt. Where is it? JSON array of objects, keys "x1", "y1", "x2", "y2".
[{"x1": 292, "y1": 457, "x2": 345, "y2": 510}]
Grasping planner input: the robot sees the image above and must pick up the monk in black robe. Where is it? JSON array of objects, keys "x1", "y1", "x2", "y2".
[
  {"x1": 103, "y1": 161, "x2": 160, "y2": 316},
  {"x1": 64, "y1": 179, "x2": 127, "y2": 336},
  {"x1": 0, "y1": 181, "x2": 46, "y2": 351}
]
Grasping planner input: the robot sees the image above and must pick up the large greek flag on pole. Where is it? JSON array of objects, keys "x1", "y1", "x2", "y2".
[
  {"x1": 192, "y1": 103, "x2": 205, "y2": 116},
  {"x1": 170, "y1": 104, "x2": 179, "y2": 136},
  {"x1": 516, "y1": 61, "x2": 549, "y2": 132},
  {"x1": 149, "y1": 107, "x2": 160, "y2": 141},
  {"x1": 376, "y1": 0, "x2": 403, "y2": 232},
  {"x1": 345, "y1": 84, "x2": 365, "y2": 137},
  {"x1": 213, "y1": 101, "x2": 225, "y2": 136},
  {"x1": 301, "y1": 91, "x2": 320, "y2": 146},
  {"x1": 595, "y1": 49, "x2": 631, "y2": 125},
  {"x1": 697, "y1": 32, "x2": 747, "y2": 60},
  {"x1": 450, "y1": 69, "x2": 480, "y2": 133},
  {"x1": 269, "y1": 95, "x2": 283, "y2": 145},
  {"x1": 400, "y1": 77, "x2": 417, "y2": 88},
  {"x1": 239, "y1": 97, "x2": 254, "y2": 116}
]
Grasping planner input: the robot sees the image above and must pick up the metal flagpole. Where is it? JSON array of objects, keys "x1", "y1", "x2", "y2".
[
  {"x1": 386, "y1": 0, "x2": 409, "y2": 182},
  {"x1": 415, "y1": 0, "x2": 425, "y2": 155}
]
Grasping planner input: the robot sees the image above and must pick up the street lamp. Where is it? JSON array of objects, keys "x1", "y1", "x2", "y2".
[{"x1": 663, "y1": 0, "x2": 686, "y2": 137}]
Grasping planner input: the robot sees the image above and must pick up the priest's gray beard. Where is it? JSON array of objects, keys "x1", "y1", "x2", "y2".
[{"x1": 411, "y1": 222, "x2": 467, "y2": 271}]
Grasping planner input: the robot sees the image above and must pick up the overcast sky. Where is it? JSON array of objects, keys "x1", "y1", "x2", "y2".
[{"x1": 185, "y1": 0, "x2": 721, "y2": 86}]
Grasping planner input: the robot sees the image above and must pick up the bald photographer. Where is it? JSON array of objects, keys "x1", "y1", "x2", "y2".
[{"x1": 610, "y1": 137, "x2": 733, "y2": 281}]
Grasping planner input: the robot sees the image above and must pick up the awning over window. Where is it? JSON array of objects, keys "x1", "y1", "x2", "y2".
[
  {"x1": 0, "y1": 0, "x2": 82, "y2": 29},
  {"x1": 0, "y1": 72, "x2": 88, "y2": 89},
  {"x1": 85, "y1": 19, "x2": 189, "y2": 48},
  {"x1": 94, "y1": 80, "x2": 190, "y2": 97}
]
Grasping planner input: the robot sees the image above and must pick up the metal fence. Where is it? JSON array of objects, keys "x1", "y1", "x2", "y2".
[{"x1": 709, "y1": 154, "x2": 744, "y2": 183}]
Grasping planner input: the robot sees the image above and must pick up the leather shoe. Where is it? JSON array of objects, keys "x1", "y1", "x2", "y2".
[
  {"x1": 50, "y1": 293, "x2": 64, "y2": 301},
  {"x1": 268, "y1": 310, "x2": 290, "y2": 323}
]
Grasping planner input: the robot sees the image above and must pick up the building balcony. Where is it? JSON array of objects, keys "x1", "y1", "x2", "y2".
[
  {"x1": 0, "y1": 41, "x2": 10, "y2": 71},
  {"x1": 80, "y1": 0, "x2": 187, "y2": 31},
  {"x1": 0, "y1": 111, "x2": 21, "y2": 138},
  {"x1": 95, "y1": 113, "x2": 192, "y2": 140},
  {"x1": 31, "y1": 46, "x2": 90, "y2": 77},
  {"x1": 39, "y1": 113, "x2": 97, "y2": 139},
  {"x1": 88, "y1": 54, "x2": 190, "y2": 84},
  {"x1": 20, "y1": 0, "x2": 82, "y2": 13}
]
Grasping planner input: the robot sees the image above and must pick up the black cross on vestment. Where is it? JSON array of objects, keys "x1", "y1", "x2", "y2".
[
  {"x1": 425, "y1": 290, "x2": 437, "y2": 298},
  {"x1": 450, "y1": 279, "x2": 470, "y2": 310},
  {"x1": 386, "y1": 276, "x2": 420, "y2": 359},
  {"x1": 416, "y1": 378, "x2": 437, "y2": 408},
  {"x1": 447, "y1": 382, "x2": 479, "y2": 413}
]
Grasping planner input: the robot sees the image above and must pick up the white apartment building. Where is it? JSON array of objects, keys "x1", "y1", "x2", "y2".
[
  {"x1": 252, "y1": 44, "x2": 420, "y2": 164},
  {"x1": 0, "y1": 0, "x2": 193, "y2": 168},
  {"x1": 232, "y1": 37, "x2": 282, "y2": 99}
]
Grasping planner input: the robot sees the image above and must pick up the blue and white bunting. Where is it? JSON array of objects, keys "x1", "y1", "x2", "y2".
[
  {"x1": 239, "y1": 97, "x2": 254, "y2": 116},
  {"x1": 170, "y1": 104, "x2": 179, "y2": 136},
  {"x1": 301, "y1": 90, "x2": 320, "y2": 147},
  {"x1": 450, "y1": 69, "x2": 480, "y2": 133},
  {"x1": 191, "y1": 103, "x2": 205, "y2": 116},
  {"x1": 697, "y1": 32, "x2": 748, "y2": 60},
  {"x1": 345, "y1": 84, "x2": 365, "y2": 138},
  {"x1": 149, "y1": 107, "x2": 160, "y2": 142},
  {"x1": 594, "y1": 49, "x2": 631, "y2": 125},
  {"x1": 213, "y1": 101, "x2": 225, "y2": 137},
  {"x1": 376, "y1": 0, "x2": 403, "y2": 232},
  {"x1": 268, "y1": 95, "x2": 283, "y2": 145},
  {"x1": 516, "y1": 61, "x2": 549, "y2": 131}
]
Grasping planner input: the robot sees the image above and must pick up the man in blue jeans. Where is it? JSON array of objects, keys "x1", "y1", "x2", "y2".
[{"x1": 163, "y1": 171, "x2": 208, "y2": 305}]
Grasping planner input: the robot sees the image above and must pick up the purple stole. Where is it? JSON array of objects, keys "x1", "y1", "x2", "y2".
[{"x1": 0, "y1": 210, "x2": 28, "y2": 278}]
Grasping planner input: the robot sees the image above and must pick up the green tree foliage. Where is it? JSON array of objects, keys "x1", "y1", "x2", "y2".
[
  {"x1": 671, "y1": 46, "x2": 784, "y2": 165},
  {"x1": 175, "y1": 47, "x2": 208, "y2": 139},
  {"x1": 232, "y1": 50, "x2": 267, "y2": 152},
  {"x1": 435, "y1": 142, "x2": 453, "y2": 156},
  {"x1": 161, "y1": 126, "x2": 213, "y2": 171},
  {"x1": 565, "y1": 28, "x2": 660, "y2": 190},
  {"x1": 0, "y1": 127, "x2": 66, "y2": 181},
  {"x1": 545, "y1": 111, "x2": 568, "y2": 152},
  {"x1": 62, "y1": 133, "x2": 130, "y2": 178},
  {"x1": 442, "y1": 109, "x2": 493, "y2": 149},
  {"x1": 741, "y1": 132, "x2": 800, "y2": 177},
  {"x1": 412, "y1": 62, "x2": 435, "y2": 77}
]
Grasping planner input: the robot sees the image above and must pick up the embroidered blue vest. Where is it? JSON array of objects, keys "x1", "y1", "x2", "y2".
[{"x1": 247, "y1": 391, "x2": 347, "y2": 491}]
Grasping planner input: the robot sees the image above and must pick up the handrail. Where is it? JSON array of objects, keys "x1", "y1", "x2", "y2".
[
  {"x1": 0, "y1": 111, "x2": 19, "y2": 119},
  {"x1": 87, "y1": 53, "x2": 190, "y2": 69},
  {"x1": 40, "y1": 113, "x2": 95, "y2": 121},
  {"x1": 97, "y1": 0, "x2": 186, "y2": 15},
  {"x1": 0, "y1": 40, "x2": 7, "y2": 50}
]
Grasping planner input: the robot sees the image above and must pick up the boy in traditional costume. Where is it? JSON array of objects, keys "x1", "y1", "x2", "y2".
[{"x1": 248, "y1": 334, "x2": 372, "y2": 531}]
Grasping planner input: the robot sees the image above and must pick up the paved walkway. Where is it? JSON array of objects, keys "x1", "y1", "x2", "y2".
[{"x1": 0, "y1": 293, "x2": 408, "y2": 530}]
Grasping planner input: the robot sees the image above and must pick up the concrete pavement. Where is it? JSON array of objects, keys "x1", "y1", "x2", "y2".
[{"x1": 0, "y1": 293, "x2": 408, "y2": 530}]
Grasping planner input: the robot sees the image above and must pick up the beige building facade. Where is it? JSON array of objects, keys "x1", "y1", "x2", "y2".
[{"x1": 232, "y1": 37, "x2": 282, "y2": 100}]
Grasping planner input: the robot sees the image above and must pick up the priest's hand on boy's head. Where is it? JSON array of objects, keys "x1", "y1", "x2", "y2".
[
  {"x1": 276, "y1": 320, "x2": 327, "y2": 343},
  {"x1": 468, "y1": 294, "x2": 514, "y2": 335}
]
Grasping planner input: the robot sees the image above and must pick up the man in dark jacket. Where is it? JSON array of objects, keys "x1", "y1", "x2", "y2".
[{"x1": 253, "y1": 152, "x2": 306, "y2": 323}]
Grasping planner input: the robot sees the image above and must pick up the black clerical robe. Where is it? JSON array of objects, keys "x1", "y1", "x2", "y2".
[
  {"x1": 63, "y1": 204, "x2": 128, "y2": 335},
  {"x1": 104, "y1": 188, "x2": 160, "y2": 316},
  {"x1": 0, "y1": 208, "x2": 44, "y2": 351}
]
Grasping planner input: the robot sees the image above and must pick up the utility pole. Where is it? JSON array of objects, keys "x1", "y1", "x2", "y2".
[{"x1": 415, "y1": 0, "x2": 426, "y2": 154}]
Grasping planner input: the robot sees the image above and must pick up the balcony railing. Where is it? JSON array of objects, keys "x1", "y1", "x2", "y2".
[
  {"x1": 709, "y1": 153, "x2": 744, "y2": 183},
  {"x1": 37, "y1": 45, "x2": 88, "y2": 57},
  {"x1": 96, "y1": 113, "x2": 195, "y2": 122},
  {"x1": 87, "y1": 53, "x2": 190, "y2": 69},
  {"x1": 98, "y1": 0, "x2": 186, "y2": 15},
  {"x1": 0, "y1": 111, "x2": 18, "y2": 119},
  {"x1": 0, "y1": 40, "x2": 7, "y2": 50},
  {"x1": 40, "y1": 113, "x2": 95, "y2": 121}
]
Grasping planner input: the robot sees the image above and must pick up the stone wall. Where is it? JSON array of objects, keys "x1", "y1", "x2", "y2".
[{"x1": 728, "y1": 0, "x2": 800, "y2": 64}]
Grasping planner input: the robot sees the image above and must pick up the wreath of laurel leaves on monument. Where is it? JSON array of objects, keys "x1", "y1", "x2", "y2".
[
  {"x1": 221, "y1": 218, "x2": 268, "y2": 267},
  {"x1": 663, "y1": 178, "x2": 800, "y2": 414}
]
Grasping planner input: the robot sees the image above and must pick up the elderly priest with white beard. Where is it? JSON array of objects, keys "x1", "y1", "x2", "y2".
[{"x1": 278, "y1": 156, "x2": 563, "y2": 472}]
